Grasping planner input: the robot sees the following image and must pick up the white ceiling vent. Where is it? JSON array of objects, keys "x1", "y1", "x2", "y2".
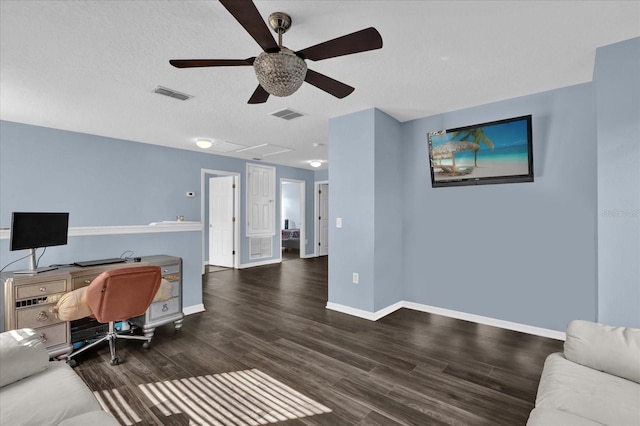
[
  {"x1": 270, "y1": 108, "x2": 304, "y2": 121},
  {"x1": 153, "y1": 86, "x2": 192, "y2": 101}
]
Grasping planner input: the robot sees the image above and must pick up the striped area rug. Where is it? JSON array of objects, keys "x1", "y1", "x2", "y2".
[{"x1": 94, "y1": 369, "x2": 332, "y2": 425}]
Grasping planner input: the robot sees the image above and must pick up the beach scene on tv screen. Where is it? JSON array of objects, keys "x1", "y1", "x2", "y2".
[{"x1": 429, "y1": 118, "x2": 530, "y2": 181}]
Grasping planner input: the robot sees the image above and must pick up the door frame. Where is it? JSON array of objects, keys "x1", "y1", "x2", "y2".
[
  {"x1": 201, "y1": 168, "x2": 241, "y2": 273},
  {"x1": 314, "y1": 180, "x2": 328, "y2": 257},
  {"x1": 208, "y1": 175, "x2": 235, "y2": 268},
  {"x1": 280, "y1": 178, "x2": 305, "y2": 259}
]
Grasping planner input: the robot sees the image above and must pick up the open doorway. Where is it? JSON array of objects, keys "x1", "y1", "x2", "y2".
[
  {"x1": 201, "y1": 169, "x2": 240, "y2": 273},
  {"x1": 280, "y1": 179, "x2": 305, "y2": 261},
  {"x1": 315, "y1": 181, "x2": 329, "y2": 257}
]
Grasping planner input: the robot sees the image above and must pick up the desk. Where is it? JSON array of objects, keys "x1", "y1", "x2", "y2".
[{"x1": 1, "y1": 255, "x2": 183, "y2": 358}]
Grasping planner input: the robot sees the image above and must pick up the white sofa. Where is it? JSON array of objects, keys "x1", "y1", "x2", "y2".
[
  {"x1": 0, "y1": 328, "x2": 118, "y2": 426},
  {"x1": 527, "y1": 320, "x2": 640, "y2": 426}
]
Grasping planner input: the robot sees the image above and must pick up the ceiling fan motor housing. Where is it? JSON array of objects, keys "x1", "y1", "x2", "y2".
[{"x1": 253, "y1": 48, "x2": 307, "y2": 97}]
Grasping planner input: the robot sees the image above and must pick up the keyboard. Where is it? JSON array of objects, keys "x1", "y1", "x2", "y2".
[{"x1": 74, "y1": 258, "x2": 126, "y2": 267}]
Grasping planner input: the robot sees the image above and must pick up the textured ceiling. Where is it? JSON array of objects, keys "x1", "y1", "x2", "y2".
[{"x1": 1, "y1": 1, "x2": 639, "y2": 170}]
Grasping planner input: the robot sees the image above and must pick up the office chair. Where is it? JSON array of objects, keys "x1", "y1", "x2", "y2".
[{"x1": 66, "y1": 265, "x2": 162, "y2": 366}]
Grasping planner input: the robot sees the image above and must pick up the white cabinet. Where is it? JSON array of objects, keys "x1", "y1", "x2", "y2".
[{"x1": 246, "y1": 163, "x2": 276, "y2": 236}]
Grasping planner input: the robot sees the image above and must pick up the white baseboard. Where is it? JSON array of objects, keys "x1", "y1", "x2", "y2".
[
  {"x1": 326, "y1": 301, "x2": 404, "y2": 321},
  {"x1": 403, "y1": 302, "x2": 566, "y2": 341},
  {"x1": 238, "y1": 258, "x2": 282, "y2": 269},
  {"x1": 326, "y1": 300, "x2": 566, "y2": 341},
  {"x1": 183, "y1": 303, "x2": 205, "y2": 316}
]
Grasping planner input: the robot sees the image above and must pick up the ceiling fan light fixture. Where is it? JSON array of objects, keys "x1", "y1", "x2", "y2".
[
  {"x1": 253, "y1": 48, "x2": 307, "y2": 97},
  {"x1": 195, "y1": 139, "x2": 213, "y2": 149},
  {"x1": 309, "y1": 160, "x2": 322, "y2": 168}
]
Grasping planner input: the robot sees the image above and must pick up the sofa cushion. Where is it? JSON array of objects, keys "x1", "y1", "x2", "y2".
[
  {"x1": 0, "y1": 328, "x2": 49, "y2": 388},
  {"x1": 564, "y1": 319, "x2": 640, "y2": 383},
  {"x1": 536, "y1": 352, "x2": 640, "y2": 425},
  {"x1": 527, "y1": 407, "x2": 605, "y2": 426},
  {"x1": 0, "y1": 360, "x2": 103, "y2": 425}
]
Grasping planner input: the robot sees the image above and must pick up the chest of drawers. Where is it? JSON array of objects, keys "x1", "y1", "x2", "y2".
[
  {"x1": 2, "y1": 255, "x2": 183, "y2": 358},
  {"x1": 129, "y1": 255, "x2": 184, "y2": 346}
]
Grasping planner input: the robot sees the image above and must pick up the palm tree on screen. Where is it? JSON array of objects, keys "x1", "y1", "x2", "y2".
[{"x1": 450, "y1": 129, "x2": 494, "y2": 166}]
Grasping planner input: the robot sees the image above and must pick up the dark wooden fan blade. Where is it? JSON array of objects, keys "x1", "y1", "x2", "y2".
[
  {"x1": 296, "y1": 27, "x2": 383, "y2": 61},
  {"x1": 304, "y1": 69, "x2": 354, "y2": 99},
  {"x1": 248, "y1": 85, "x2": 269, "y2": 104},
  {"x1": 220, "y1": 0, "x2": 279, "y2": 53},
  {"x1": 170, "y1": 58, "x2": 255, "y2": 68}
]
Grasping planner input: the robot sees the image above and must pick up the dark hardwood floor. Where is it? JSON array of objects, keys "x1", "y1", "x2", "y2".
[{"x1": 73, "y1": 256, "x2": 562, "y2": 425}]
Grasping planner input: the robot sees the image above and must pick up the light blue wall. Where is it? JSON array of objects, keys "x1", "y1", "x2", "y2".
[
  {"x1": 327, "y1": 109, "x2": 404, "y2": 312},
  {"x1": 373, "y1": 109, "x2": 403, "y2": 310},
  {"x1": 327, "y1": 37, "x2": 639, "y2": 333},
  {"x1": 595, "y1": 37, "x2": 640, "y2": 328},
  {"x1": 402, "y1": 84, "x2": 598, "y2": 331},
  {"x1": 0, "y1": 121, "x2": 317, "y2": 330},
  {"x1": 328, "y1": 109, "x2": 376, "y2": 311},
  {"x1": 314, "y1": 169, "x2": 329, "y2": 182},
  {"x1": 329, "y1": 84, "x2": 599, "y2": 331}
]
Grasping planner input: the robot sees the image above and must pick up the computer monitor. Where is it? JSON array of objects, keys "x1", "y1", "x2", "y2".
[{"x1": 10, "y1": 212, "x2": 69, "y2": 273}]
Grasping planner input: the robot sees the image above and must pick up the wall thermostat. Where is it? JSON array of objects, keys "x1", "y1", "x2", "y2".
[{"x1": 186, "y1": 191, "x2": 196, "y2": 198}]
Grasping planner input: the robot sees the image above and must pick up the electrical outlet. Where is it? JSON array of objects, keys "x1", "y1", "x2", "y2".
[{"x1": 353, "y1": 272, "x2": 359, "y2": 284}]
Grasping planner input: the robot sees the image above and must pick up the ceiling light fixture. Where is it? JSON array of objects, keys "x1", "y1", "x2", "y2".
[
  {"x1": 195, "y1": 139, "x2": 213, "y2": 149},
  {"x1": 309, "y1": 160, "x2": 322, "y2": 168},
  {"x1": 253, "y1": 13, "x2": 307, "y2": 97}
]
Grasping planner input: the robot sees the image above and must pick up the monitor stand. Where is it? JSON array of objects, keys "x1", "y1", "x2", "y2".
[
  {"x1": 13, "y1": 248, "x2": 58, "y2": 275},
  {"x1": 14, "y1": 266, "x2": 58, "y2": 275}
]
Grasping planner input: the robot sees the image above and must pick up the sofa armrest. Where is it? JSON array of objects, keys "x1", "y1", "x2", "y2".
[
  {"x1": 0, "y1": 328, "x2": 49, "y2": 388},
  {"x1": 564, "y1": 320, "x2": 640, "y2": 383}
]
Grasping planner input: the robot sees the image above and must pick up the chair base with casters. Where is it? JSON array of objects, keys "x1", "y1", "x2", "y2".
[
  {"x1": 66, "y1": 321, "x2": 152, "y2": 367},
  {"x1": 59, "y1": 265, "x2": 163, "y2": 367}
]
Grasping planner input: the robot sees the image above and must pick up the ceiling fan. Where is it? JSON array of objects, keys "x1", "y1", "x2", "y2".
[{"x1": 169, "y1": 0, "x2": 383, "y2": 104}]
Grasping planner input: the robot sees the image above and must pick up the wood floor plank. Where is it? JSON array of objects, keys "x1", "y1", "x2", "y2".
[{"x1": 70, "y1": 256, "x2": 562, "y2": 425}]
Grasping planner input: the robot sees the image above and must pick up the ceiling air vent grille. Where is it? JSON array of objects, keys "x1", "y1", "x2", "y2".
[
  {"x1": 153, "y1": 86, "x2": 192, "y2": 101},
  {"x1": 270, "y1": 108, "x2": 304, "y2": 120}
]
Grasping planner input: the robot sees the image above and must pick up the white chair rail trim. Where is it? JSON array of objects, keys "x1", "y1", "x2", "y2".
[{"x1": 0, "y1": 223, "x2": 202, "y2": 239}]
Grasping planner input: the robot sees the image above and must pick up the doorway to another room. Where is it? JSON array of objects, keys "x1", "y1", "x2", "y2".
[
  {"x1": 315, "y1": 181, "x2": 329, "y2": 257},
  {"x1": 201, "y1": 169, "x2": 240, "y2": 273},
  {"x1": 280, "y1": 179, "x2": 305, "y2": 261}
]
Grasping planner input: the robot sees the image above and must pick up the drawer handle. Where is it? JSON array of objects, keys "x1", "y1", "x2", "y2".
[
  {"x1": 39, "y1": 287, "x2": 47, "y2": 292},
  {"x1": 162, "y1": 303, "x2": 169, "y2": 312},
  {"x1": 84, "y1": 279, "x2": 92, "y2": 284},
  {"x1": 39, "y1": 333, "x2": 47, "y2": 343},
  {"x1": 163, "y1": 269, "x2": 169, "y2": 273},
  {"x1": 36, "y1": 311, "x2": 49, "y2": 322}
]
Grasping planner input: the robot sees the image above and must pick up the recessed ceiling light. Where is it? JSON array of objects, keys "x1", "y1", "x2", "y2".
[
  {"x1": 309, "y1": 160, "x2": 322, "y2": 168},
  {"x1": 196, "y1": 139, "x2": 213, "y2": 149}
]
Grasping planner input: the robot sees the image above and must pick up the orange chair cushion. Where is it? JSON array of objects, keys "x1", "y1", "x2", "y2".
[{"x1": 85, "y1": 266, "x2": 162, "y2": 323}]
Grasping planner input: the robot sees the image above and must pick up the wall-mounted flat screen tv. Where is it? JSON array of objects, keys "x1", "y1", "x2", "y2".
[{"x1": 427, "y1": 115, "x2": 533, "y2": 188}]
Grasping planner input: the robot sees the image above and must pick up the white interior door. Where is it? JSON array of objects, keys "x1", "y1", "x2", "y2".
[
  {"x1": 209, "y1": 176, "x2": 235, "y2": 267},
  {"x1": 247, "y1": 164, "x2": 275, "y2": 236},
  {"x1": 319, "y1": 183, "x2": 329, "y2": 256}
]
